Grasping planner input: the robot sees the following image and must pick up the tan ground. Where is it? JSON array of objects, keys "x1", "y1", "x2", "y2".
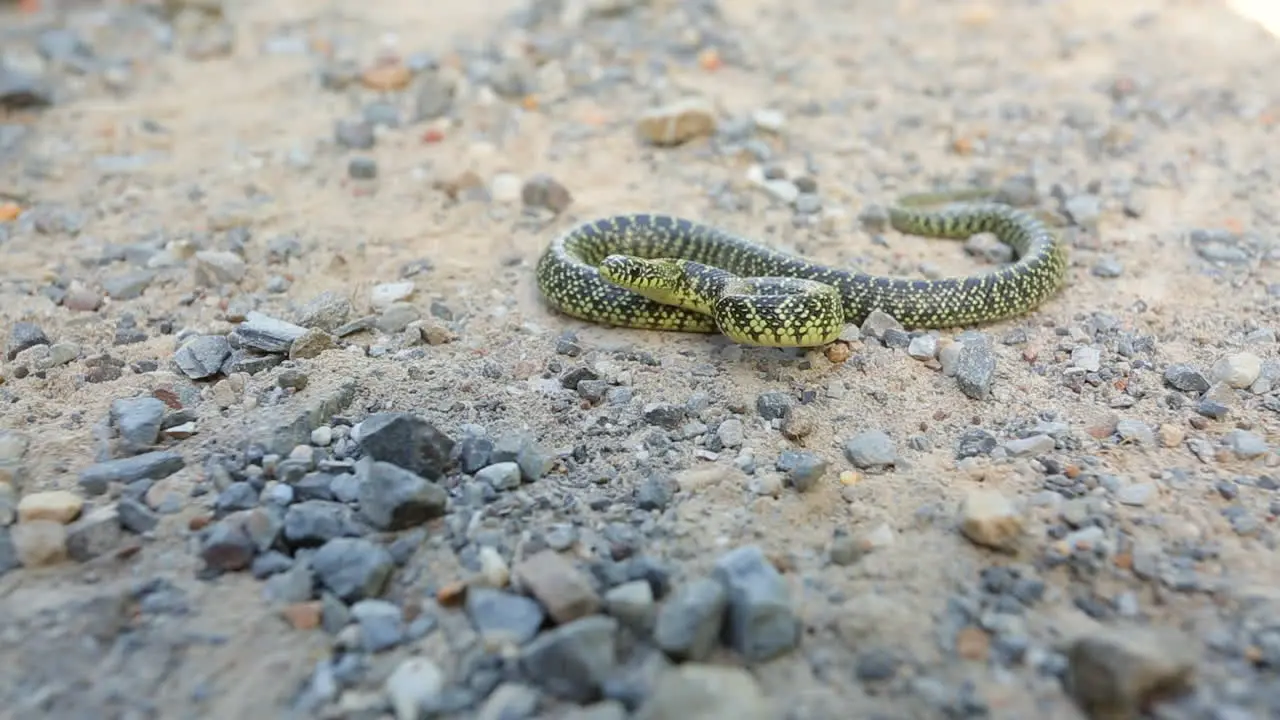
[{"x1": 1, "y1": 0, "x2": 1279, "y2": 718}]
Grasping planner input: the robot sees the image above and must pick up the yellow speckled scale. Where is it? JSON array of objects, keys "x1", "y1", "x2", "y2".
[{"x1": 534, "y1": 189, "x2": 1068, "y2": 348}]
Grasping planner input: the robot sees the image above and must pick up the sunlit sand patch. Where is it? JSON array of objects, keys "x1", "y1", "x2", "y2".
[{"x1": 1226, "y1": 0, "x2": 1280, "y2": 37}]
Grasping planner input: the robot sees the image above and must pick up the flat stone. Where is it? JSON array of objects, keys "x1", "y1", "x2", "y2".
[
  {"x1": 11, "y1": 520, "x2": 68, "y2": 567},
  {"x1": 235, "y1": 311, "x2": 308, "y2": 353},
  {"x1": 241, "y1": 378, "x2": 356, "y2": 455},
  {"x1": 711, "y1": 545, "x2": 800, "y2": 662},
  {"x1": 1066, "y1": 625, "x2": 1196, "y2": 719},
  {"x1": 633, "y1": 663, "x2": 773, "y2": 720},
  {"x1": 465, "y1": 587, "x2": 546, "y2": 645},
  {"x1": 653, "y1": 577, "x2": 726, "y2": 661},
  {"x1": 16, "y1": 490, "x2": 83, "y2": 524},
  {"x1": 355, "y1": 412, "x2": 455, "y2": 480},
  {"x1": 636, "y1": 98, "x2": 717, "y2": 147},
  {"x1": 843, "y1": 431, "x2": 897, "y2": 470},
  {"x1": 355, "y1": 457, "x2": 448, "y2": 531},
  {"x1": 78, "y1": 450, "x2": 185, "y2": 495},
  {"x1": 66, "y1": 505, "x2": 123, "y2": 561},
  {"x1": 958, "y1": 489, "x2": 1023, "y2": 551},
  {"x1": 174, "y1": 335, "x2": 231, "y2": 379},
  {"x1": 513, "y1": 549, "x2": 601, "y2": 624},
  {"x1": 110, "y1": 396, "x2": 167, "y2": 455},
  {"x1": 311, "y1": 537, "x2": 395, "y2": 603},
  {"x1": 385, "y1": 656, "x2": 445, "y2": 720},
  {"x1": 193, "y1": 249, "x2": 247, "y2": 286},
  {"x1": 519, "y1": 615, "x2": 619, "y2": 702}
]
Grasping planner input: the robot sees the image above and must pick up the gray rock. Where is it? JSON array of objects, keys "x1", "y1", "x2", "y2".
[
  {"x1": 294, "y1": 291, "x2": 353, "y2": 332},
  {"x1": 356, "y1": 412, "x2": 455, "y2": 480},
  {"x1": 235, "y1": 311, "x2": 308, "y2": 353},
  {"x1": 194, "y1": 250, "x2": 247, "y2": 286},
  {"x1": 0, "y1": 66, "x2": 54, "y2": 109},
  {"x1": 214, "y1": 481, "x2": 259, "y2": 513},
  {"x1": 633, "y1": 663, "x2": 773, "y2": 720},
  {"x1": 1225, "y1": 430, "x2": 1268, "y2": 459},
  {"x1": 907, "y1": 334, "x2": 939, "y2": 360},
  {"x1": 1163, "y1": 364, "x2": 1209, "y2": 393},
  {"x1": 1071, "y1": 346, "x2": 1102, "y2": 372},
  {"x1": 117, "y1": 495, "x2": 159, "y2": 534},
  {"x1": 712, "y1": 545, "x2": 800, "y2": 662},
  {"x1": 413, "y1": 71, "x2": 455, "y2": 120},
  {"x1": 174, "y1": 335, "x2": 231, "y2": 379},
  {"x1": 101, "y1": 269, "x2": 154, "y2": 300},
  {"x1": 1003, "y1": 435, "x2": 1055, "y2": 458},
  {"x1": 519, "y1": 615, "x2": 619, "y2": 703},
  {"x1": 348, "y1": 157, "x2": 377, "y2": 180},
  {"x1": 351, "y1": 598, "x2": 406, "y2": 653},
  {"x1": 755, "y1": 392, "x2": 792, "y2": 420},
  {"x1": 311, "y1": 537, "x2": 395, "y2": 602},
  {"x1": 6, "y1": 321, "x2": 48, "y2": 361},
  {"x1": 263, "y1": 558, "x2": 316, "y2": 603},
  {"x1": 653, "y1": 578, "x2": 727, "y2": 661},
  {"x1": 1063, "y1": 194, "x2": 1101, "y2": 229},
  {"x1": 242, "y1": 379, "x2": 356, "y2": 455},
  {"x1": 642, "y1": 402, "x2": 685, "y2": 429},
  {"x1": 78, "y1": 450, "x2": 185, "y2": 495},
  {"x1": 1091, "y1": 257, "x2": 1124, "y2": 277},
  {"x1": 635, "y1": 475, "x2": 675, "y2": 510},
  {"x1": 200, "y1": 518, "x2": 258, "y2": 571},
  {"x1": 716, "y1": 418, "x2": 745, "y2": 448},
  {"x1": 954, "y1": 333, "x2": 996, "y2": 400},
  {"x1": 1065, "y1": 626, "x2": 1196, "y2": 719},
  {"x1": 1115, "y1": 483, "x2": 1156, "y2": 507},
  {"x1": 1115, "y1": 419, "x2": 1155, "y2": 446},
  {"x1": 356, "y1": 457, "x2": 448, "y2": 531},
  {"x1": 456, "y1": 433, "x2": 494, "y2": 474},
  {"x1": 475, "y1": 461, "x2": 522, "y2": 490},
  {"x1": 251, "y1": 551, "x2": 293, "y2": 579},
  {"x1": 0, "y1": 528, "x2": 18, "y2": 576},
  {"x1": 283, "y1": 499, "x2": 363, "y2": 546},
  {"x1": 110, "y1": 396, "x2": 167, "y2": 455},
  {"x1": 66, "y1": 506, "x2": 123, "y2": 561},
  {"x1": 465, "y1": 587, "x2": 546, "y2": 645},
  {"x1": 604, "y1": 580, "x2": 656, "y2": 632},
  {"x1": 475, "y1": 683, "x2": 540, "y2": 720},
  {"x1": 334, "y1": 118, "x2": 375, "y2": 149},
  {"x1": 489, "y1": 433, "x2": 551, "y2": 482},
  {"x1": 775, "y1": 450, "x2": 827, "y2": 492},
  {"x1": 860, "y1": 309, "x2": 903, "y2": 341},
  {"x1": 843, "y1": 430, "x2": 897, "y2": 470}
]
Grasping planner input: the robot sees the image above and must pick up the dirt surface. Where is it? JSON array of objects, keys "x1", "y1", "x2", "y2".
[{"x1": 1, "y1": 0, "x2": 1279, "y2": 718}]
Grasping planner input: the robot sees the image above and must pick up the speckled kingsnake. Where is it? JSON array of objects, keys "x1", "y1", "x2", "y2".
[{"x1": 534, "y1": 188, "x2": 1068, "y2": 347}]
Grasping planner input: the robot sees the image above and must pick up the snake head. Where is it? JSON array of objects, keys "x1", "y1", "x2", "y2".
[{"x1": 599, "y1": 255, "x2": 714, "y2": 313}]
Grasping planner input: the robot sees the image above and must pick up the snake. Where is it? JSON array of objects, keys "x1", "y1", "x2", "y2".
[{"x1": 534, "y1": 188, "x2": 1068, "y2": 348}]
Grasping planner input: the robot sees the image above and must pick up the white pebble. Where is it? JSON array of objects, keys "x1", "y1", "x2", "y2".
[
  {"x1": 384, "y1": 657, "x2": 445, "y2": 720},
  {"x1": 1211, "y1": 352, "x2": 1262, "y2": 389},
  {"x1": 371, "y1": 281, "x2": 415, "y2": 311},
  {"x1": 1071, "y1": 345, "x2": 1102, "y2": 372},
  {"x1": 311, "y1": 426, "x2": 333, "y2": 446},
  {"x1": 490, "y1": 173, "x2": 522, "y2": 203},
  {"x1": 752, "y1": 107, "x2": 787, "y2": 133},
  {"x1": 1116, "y1": 482, "x2": 1157, "y2": 507}
]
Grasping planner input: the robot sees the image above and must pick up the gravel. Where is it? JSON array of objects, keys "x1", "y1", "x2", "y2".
[{"x1": 0, "y1": 0, "x2": 1277, "y2": 718}]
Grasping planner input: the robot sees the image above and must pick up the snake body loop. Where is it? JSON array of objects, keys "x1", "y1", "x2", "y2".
[{"x1": 534, "y1": 190, "x2": 1069, "y2": 348}]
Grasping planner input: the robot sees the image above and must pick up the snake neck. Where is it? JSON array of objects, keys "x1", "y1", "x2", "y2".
[{"x1": 666, "y1": 260, "x2": 737, "y2": 315}]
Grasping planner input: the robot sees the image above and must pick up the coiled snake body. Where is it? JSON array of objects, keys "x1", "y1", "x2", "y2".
[{"x1": 535, "y1": 189, "x2": 1068, "y2": 348}]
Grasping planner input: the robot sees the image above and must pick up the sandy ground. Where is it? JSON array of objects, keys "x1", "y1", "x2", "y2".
[{"x1": 1, "y1": 0, "x2": 1279, "y2": 718}]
